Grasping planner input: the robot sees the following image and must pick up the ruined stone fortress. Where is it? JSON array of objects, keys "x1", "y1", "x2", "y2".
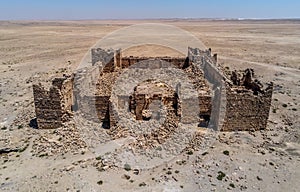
[{"x1": 32, "y1": 47, "x2": 273, "y2": 132}]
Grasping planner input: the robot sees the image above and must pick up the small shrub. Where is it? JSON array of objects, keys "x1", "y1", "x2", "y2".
[
  {"x1": 282, "y1": 103, "x2": 288, "y2": 108},
  {"x1": 139, "y1": 182, "x2": 146, "y2": 187},
  {"x1": 175, "y1": 170, "x2": 179, "y2": 174},
  {"x1": 133, "y1": 169, "x2": 139, "y2": 175},
  {"x1": 123, "y1": 174, "x2": 130, "y2": 180},
  {"x1": 166, "y1": 170, "x2": 172, "y2": 175},
  {"x1": 96, "y1": 156, "x2": 102, "y2": 161},
  {"x1": 223, "y1": 150, "x2": 230, "y2": 156},
  {"x1": 202, "y1": 151, "x2": 209, "y2": 156},
  {"x1": 186, "y1": 150, "x2": 193, "y2": 155},
  {"x1": 1, "y1": 126, "x2": 7, "y2": 130},
  {"x1": 18, "y1": 125, "x2": 23, "y2": 129},
  {"x1": 124, "y1": 163, "x2": 131, "y2": 171},
  {"x1": 97, "y1": 180, "x2": 103, "y2": 185},
  {"x1": 156, "y1": 146, "x2": 162, "y2": 151},
  {"x1": 229, "y1": 183, "x2": 235, "y2": 188},
  {"x1": 292, "y1": 108, "x2": 297, "y2": 111},
  {"x1": 217, "y1": 171, "x2": 226, "y2": 181}
]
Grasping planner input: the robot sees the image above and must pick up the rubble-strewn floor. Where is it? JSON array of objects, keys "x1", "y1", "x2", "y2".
[{"x1": 0, "y1": 20, "x2": 299, "y2": 192}]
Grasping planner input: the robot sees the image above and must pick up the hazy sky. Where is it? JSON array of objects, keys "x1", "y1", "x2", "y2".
[{"x1": 0, "y1": 0, "x2": 299, "y2": 20}]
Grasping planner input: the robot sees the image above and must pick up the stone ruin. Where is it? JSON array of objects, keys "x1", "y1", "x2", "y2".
[
  {"x1": 129, "y1": 80, "x2": 179, "y2": 121},
  {"x1": 33, "y1": 74, "x2": 74, "y2": 129},
  {"x1": 32, "y1": 47, "x2": 273, "y2": 132}
]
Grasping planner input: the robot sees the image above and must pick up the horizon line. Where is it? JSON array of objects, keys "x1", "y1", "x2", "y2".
[{"x1": 1, "y1": 17, "x2": 300, "y2": 22}]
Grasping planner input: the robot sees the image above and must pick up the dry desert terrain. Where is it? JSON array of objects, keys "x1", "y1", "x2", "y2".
[{"x1": 0, "y1": 19, "x2": 299, "y2": 191}]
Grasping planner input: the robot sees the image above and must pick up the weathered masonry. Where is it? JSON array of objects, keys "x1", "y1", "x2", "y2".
[
  {"x1": 33, "y1": 75, "x2": 74, "y2": 129},
  {"x1": 32, "y1": 47, "x2": 273, "y2": 131}
]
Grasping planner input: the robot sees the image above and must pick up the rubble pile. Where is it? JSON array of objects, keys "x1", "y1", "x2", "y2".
[{"x1": 32, "y1": 123, "x2": 86, "y2": 156}]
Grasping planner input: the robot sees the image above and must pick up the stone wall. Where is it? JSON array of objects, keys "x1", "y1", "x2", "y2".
[
  {"x1": 198, "y1": 95, "x2": 212, "y2": 116},
  {"x1": 88, "y1": 48, "x2": 214, "y2": 128},
  {"x1": 203, "y1": 59, "x2": 225, "y2": 86},
  {"x1": 121, "y1": 57, "x2": 187, "y2": 69},
  {"x1": 53, "y1": 77, "x2": 74, "y2": 112},
  {"x1": 76, "y1": 95, "x2": 110, "y2": 123},
  {"x1": 92, "y1": 49, "x2": 188, "y2": 72},
  {"x1": 188, "y1": 47, "x2": 273, "y2": 131},
  {"x1": 222, "y1": 84, "x2": 273, "y2": 131},
  {"x1": 188, "y1": 47, "x2": 225, "y2": 86},
  {"x1": 91, "y1": 48, "x2": 114, "y2": 66},
  {"x1": 33, "y1": 47, "x2": 273, "y2": 132},
  {"x1": 109, "y1": 101, "x2": 118, "y2": 127},
  {"x1": 188, "y1": 47, "x2": 211, "y2": 67},
  {"x1": 188, "y1": 47, "x2": 227, "y2": 130},
  {"x1": 91, "y1": 49, "x2": 206, "y2": 127},
  {"x1": 129, "y1": 80, "x2": 179, "y2": 121},
  {"x1": 33, "y1": 75, "x2": 74, "y2": 129},
  {"x1": 202, "y1": 59, "x2": 227, "y2": 130}
]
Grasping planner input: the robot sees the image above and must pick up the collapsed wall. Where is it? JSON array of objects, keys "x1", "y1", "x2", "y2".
[
  {"x1": 188, "y1": 47, "x2": 273, "y2": 131},
  {"x1": 188, "y1": 47, "x2": 226, "y2": 130},
  {"x1": 33, "y1": 75, "x2": 74, "y2": 129},
  {"x1": 222, "y1": 70, "x2": 273, "y2": 131}
]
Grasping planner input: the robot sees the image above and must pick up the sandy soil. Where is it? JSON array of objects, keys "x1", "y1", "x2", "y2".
[{"x1": 0, "y1": 20, "x2": 299, "y2": 192}]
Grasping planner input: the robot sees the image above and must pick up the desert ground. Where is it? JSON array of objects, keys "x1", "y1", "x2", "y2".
[{"x1": 0, "y1": 19, "x2": 299, "y2": 191}]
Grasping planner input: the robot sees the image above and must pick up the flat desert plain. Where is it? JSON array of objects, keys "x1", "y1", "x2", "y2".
[{"x1": 0, "y1": 20, "x2": 299, "y2": 191}]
